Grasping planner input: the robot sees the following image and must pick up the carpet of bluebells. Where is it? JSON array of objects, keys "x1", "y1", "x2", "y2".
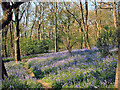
[
  {"x1": 2, "y1": 61, "x2": 42, "y2": 88},
  {"x1": 26, "y1": 47, "x2": 117, "y2": 88}
]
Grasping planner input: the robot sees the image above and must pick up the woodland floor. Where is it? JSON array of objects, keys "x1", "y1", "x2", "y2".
[{"x1": 2, "y1": 47, "x2": 118, "y2": 89}]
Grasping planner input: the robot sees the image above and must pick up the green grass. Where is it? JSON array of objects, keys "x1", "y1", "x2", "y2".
[
  {"x1": 21, "y1": 55, "x2": 38, "y2": 59},
  {"x1": 2, "y1": 55, "x2": 38, "y2": 63}
]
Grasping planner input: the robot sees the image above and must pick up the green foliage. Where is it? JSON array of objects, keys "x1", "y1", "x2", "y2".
[
  {"x1": 20, "y1": 38, "x2": 49, "y2": 55},
  {"x1": 96, "y1": 26, "x2": 118, "y2": 57},
  {"x1": 61, "y1": 30, "x2": 80, "y2": 49},
  {"x1": 21, "y1": 55, "x2": 38, "y2": 59},
  {"x1": 2, "y1": 55, "x2": 38, "y2": 63},
  {"x1": 46, "y1": 39, "x2": 54, "y2": 50},
  {"x1": 3, "y1": 58, "x2": 14, "y2": 62}
]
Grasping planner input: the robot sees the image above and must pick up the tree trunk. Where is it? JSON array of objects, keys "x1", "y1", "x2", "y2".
[
  {"x1": 42, "y1": 3, "x2": 45, "y2": 40},
  {"x1": 85, "y1": 0, "x2": 91, "y2": 50},
  {"x1": 86, "y1": 27, "x2": 91, "y2": 50},
  {"x1": 37, "y1": 3, "x2": 42, "y2": 41},
  {"x1": 55, "y1": 2, "x2": 58, "y2": 52},
  {"x1": 2, "y1": 27, "x2": 8, "y2": 57},
  {"x1": 68, "y1": 48, "x2": 72, "y2": 55},
  {"x1": 82, "y1": 32, "x2": 85, "y2": 48},
  {"x1": 0, "y1": 30, "x2": 8, "y2": 80},
  {"x1": 4, "y1": 26, "x2": 8, "y2": 57},
  {"x1": 80, "y1": 32, "x2": 84, "y2": 49},
  {"x1": 30, "y1": 21, "x2": 35, "y2": 39},
  {"x1": 14, "y1": 8, "x2": 21, "y2": 62},
  {"x1": 38, "y1": 22, "x2": 42, "y2": 40},
  {"x1": 114, "y1": 1, "x2": 120, "y2": 89},
  {"x1": 25, "y1": 32, "x2": 27, "y2": 38},
  {"x1": 114, "y1": 37, "x2": 120, "y2": 89},
  {"x1": 2, "y1": 61, "x2": 8, "y2": 79},
  {"x1": 99, "y1": 0, "x2": 102, "y2": 35},
  {"x1": 113, "y1": 1, "x2": 117, "y2": 28},
  {"x1": 80, "y1": 1, "x2": 86, "y2": 49},
  {"x1": 0, "y1": 57, "x2": 2, "y2": 81},
  {"x1": 10, "y1": 22, "x2": 14, "y2": 58},
  {"x1": 94, "y1": 0, "x2": 99, "y2": 37},
  {"x1": 2, "y1": 29, "x2": 5, "y2": 57}
]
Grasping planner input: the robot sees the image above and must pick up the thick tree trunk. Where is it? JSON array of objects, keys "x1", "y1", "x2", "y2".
[
  {"x1": 0, "y1": 30, "x2": 2, "y2": 80},
  {"x1": 2, "y1": 61, "x2": 8, "y2": 80},
  {"x1": 85, "y1": 0, "x2": 91, "y2": 50},
  {"x1": 2, "y1": 29, "x2": 5, "y2": 57},
  {"x1": 14, "y1": 8, "x2": 21, "y2": 62},
  {"x1": 68, "y1": 48, "x2": 72, "y2": 55},
  {"x1": 114, "y1": 1, "x2": 120, "y2": 89},
  {"x1": 114, "y1": 38, "x2": 120, "y2": 89},
  {"x1": 113, "y1": 1, "x2": 117, "y2": 28},
  {"x1": 0, "y1": 57, "x2": 2, "y2": 81},
  {"x1": 0, "y1": 31, "x2": 8, "y2": 80},
  {"x1": 80, "y1": 1, "x2": 86, "y2": 49}
]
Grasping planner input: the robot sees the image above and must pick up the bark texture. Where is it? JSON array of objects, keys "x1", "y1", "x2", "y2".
[
  {"x1": 114, "y1": 1, "x2": 120, "y2": 89},
  {"x1": 14, "y1": 8, "x2": 21, "y2": 61}
]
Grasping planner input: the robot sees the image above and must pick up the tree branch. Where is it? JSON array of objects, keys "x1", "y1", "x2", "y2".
[
  {"x1": 64, "y1": 2, "x2": 81, "y2": 25},
  {"x1": 70, "y1": 41, "x2": 77, "y2": 49},
  {"x1": 12, "y1": 2, "x2": 24, "y2": 9},
  {"x1": 1, "y1": 2, "x2": 24, "y2": 30},
  {"x1": 19, "y1": 9, "x2": 26, "y2": 21}
]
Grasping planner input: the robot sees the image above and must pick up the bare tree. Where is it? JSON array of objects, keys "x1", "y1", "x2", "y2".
[
  {"x1": 1, "y1": 2, "x2": 24, "y2": 79},
  {"x1": 64, "y1": 1, "x2": 91, "y2": 49}
]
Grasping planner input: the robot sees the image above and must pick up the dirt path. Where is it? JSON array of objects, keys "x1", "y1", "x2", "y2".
[{"x1": 24, "y1": 61, "x2": 51, "y2": 89}]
